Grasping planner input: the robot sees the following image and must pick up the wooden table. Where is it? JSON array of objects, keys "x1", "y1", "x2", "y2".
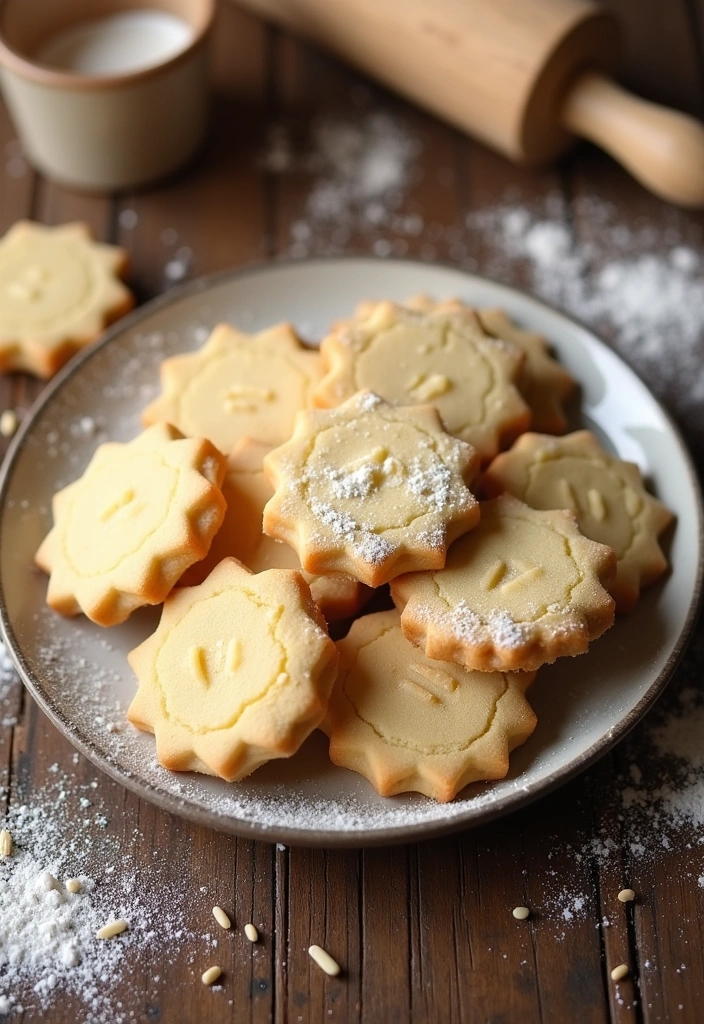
[{"x1": 2, "y1": 2, "x2": 704, "y2": 1021}]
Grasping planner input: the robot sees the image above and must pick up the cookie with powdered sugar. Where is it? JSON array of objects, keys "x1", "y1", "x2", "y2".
[
  {"x1": 313, "y1": 301, "x2": 530, "y2": 463},
  {"x1": 262, "y1": 391, "x2": 480, "y2": 588},
  {"x1": 323, "y1": 609, "x2": 537, "y2": 802},
  {"x1": 483, "y1": 430, "x2": 673, "y2": 611},
  {"x1": 391, "y1": 493, "x2": 616, "y2": 673},
  {"x1": 180, "y1": 437, "x2": 372, "y2": 622}
]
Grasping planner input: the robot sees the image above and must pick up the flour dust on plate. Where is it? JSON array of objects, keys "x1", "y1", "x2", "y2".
[
  {"x1": 0, "y1": 259, "x2": 700, "y2": 847},
  {"x1": 35, "y1": 11, "x2": 193, "y2": 76}
]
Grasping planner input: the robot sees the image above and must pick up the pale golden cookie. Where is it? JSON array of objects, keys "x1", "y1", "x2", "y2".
[
  {"x1": 35, "y1": 424, "x2": 227, "y2": 626},
  {"x1": 391, "y1": 493, "x2": 616, "y2": 672},
  {"x1": 483, "y1": 431, "x2": 673, "y2": 612},
  {"x1": 477, "y1": 309, "x2": 575, "y2": 434},
  {"x1": 355, "y1": 297, "x2": 575, "y2": 434},
  {"x1": 313, "y1": 301, "x2": 530, "y2": 463},
  {"x1": 0, "y1": 220, "x2": 133, "y2": 378},
  {"x1": 263, "y1": 391, "x2": 480, "y2": 588},
  {"x1": 180, "y1": 438, "x2": 372, "y2": 622},
  {"x1": 142, "y1": 321, "x2": 323, "y2": 453},
  {"x1": 127, "y1": 557, "x2": 338, "y2": 781},
  {"x1": 323, "y1": 610, "x2": 537, "y2": 802}
]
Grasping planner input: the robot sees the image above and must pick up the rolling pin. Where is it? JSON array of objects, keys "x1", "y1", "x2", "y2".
[{"x1": 234, "y1": 0, "x2": 704, "y2": 207}]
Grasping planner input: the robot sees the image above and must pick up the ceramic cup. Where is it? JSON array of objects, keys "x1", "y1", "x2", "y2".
[{"x1": 0, "y1": 0, "x2": 215, "y2": 192}]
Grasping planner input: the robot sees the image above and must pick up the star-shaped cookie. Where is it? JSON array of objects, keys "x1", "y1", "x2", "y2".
[
  {"x1": 324, "y1": 610, "x2": 537, "y2": 802},
  {"x1": 351, "y1": 296, "x2": 574, "y2": 435},
  {"x1": 483, "y1": 431, "x2": 673, "y2": 611},
  {"x1": 0, "y1": 220, "x2": 133, "y2": 377},
  {"x1": 391, "y1": 493, "x2": 616, "y2": 672},
  {"x1": 127, "y1": 558, "x2": 338, "y2": 781},
  {"x1": 180, "y1": 437, "x2": 372, "y2": 622},
  {"x1": 262, "y1": 391, "x2": 480, "y2": 588},
  {"x1": 141, "y1": 321, "x2": 323, "y2": 453},
  {"x1": 313, "y1": 300, "x2": 530, "y2": 463},
  {"x1": 35, "y1": 424, "x2": 227, "y2": 626}
]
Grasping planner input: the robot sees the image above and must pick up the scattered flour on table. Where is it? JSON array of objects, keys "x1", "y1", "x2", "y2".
[
  {"x1": 0, "y1": 762, "x2": 203, "y2": 1022},
  {"x1": 465, "y1": 194, "x2": 704, "y2": 440}
]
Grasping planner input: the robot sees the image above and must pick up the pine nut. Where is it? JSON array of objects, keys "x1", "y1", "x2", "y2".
[
  {"x1": 512, "y1": 906, "x2": 530, "y2": 920},
  {"x1": 65, "y1": 879, "x2": 82, "y2": 894},
  {"x1": 611, "y1": 964, "x2": 629, "y2": 982},
  {"x1": 308, "y1": 945, "x2": 340, "y2": 976},
  {"x1": 212, "y1": 906, "x2": 231, "y2": 930},
  {"x1": 617, "y1": 888, "x2": 635, "y2": 903},
  {"x1": 244, "y1": 923, "x2": 258, "y2": 942},
  {"x1": 0, "y1": 410, "x2": 18, "y2": 438},
  {"x1": 202, "y1": 966, "x2": 222, "y2": 986},
  {"x1": 0, "y1": 829, "x2": 12, "y2": 858},
  {"x1": 96, "y1": 919, "x2": 128, "y2": 939}
]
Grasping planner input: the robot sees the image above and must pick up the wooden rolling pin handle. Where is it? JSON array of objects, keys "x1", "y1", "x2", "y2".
[{"x1": 562, "y1": 72, "x2": 704, "y2": 208}]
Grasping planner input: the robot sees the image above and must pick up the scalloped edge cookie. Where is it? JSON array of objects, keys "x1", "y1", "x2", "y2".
[
  {"x1": 391, "y1": 493, "x2": 616, "y2": 672},
  {"x1": 263, "y1": 391, "x2": 480, "y2": 587},
  {"x1": 323, "y1": 609, "x2": 537, "y2": 802},
  {"x1": 35, "y1": 423, "x2": 227, "y2": 626},
  {"x1": 0, "y1": 220, "x2": 134, "y2": 378},
  {"x1": 127, "y1": 557, "x2": 338, "y2": 781},
  {"x1": 483, "y1": 430, "x2": 673, "y2": 611}
]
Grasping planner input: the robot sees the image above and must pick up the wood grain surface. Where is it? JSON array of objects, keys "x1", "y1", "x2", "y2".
[{"x1": 1, "y1": 1, "x2": 704, "y2": 1022}]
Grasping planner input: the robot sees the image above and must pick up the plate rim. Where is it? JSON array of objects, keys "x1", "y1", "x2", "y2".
[{"x1": 1, "y1": 254, "x2": 702, "y2": 848}]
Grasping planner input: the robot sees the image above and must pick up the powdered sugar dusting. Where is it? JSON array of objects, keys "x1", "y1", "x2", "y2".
[{"x1": 308, "y1": 497, "x2": 394, "y2": 564}]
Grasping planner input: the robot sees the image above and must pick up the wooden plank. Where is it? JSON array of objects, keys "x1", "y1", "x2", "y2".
[{"x1": 599, "y1": 0, "x2": 703, "y2": 114}]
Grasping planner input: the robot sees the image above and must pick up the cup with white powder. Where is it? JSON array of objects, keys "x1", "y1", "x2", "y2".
[{"x1": 0, "y1": 0, "x2": 214, "y2": 191}]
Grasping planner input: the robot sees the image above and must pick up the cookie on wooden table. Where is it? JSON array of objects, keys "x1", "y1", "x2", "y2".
[
  {"x1": 391, "y1": 493, "x2": 616, "y2": 673},
  {"x1": 142, "y1": 321, "x2": 323, "y2": 453},
  {"x1": 0, "y1": 220, "x2": 133, "y2": 377},
  {"x1": 483, "y1": 430, "x2": 673, "y2": 611},
  {"x1": 35, "y1": 424, "x2": 227, "y2": 626},
  {"x1": 127, "y1": 558, "x2": 338, "y2": 781},
  {"x1": 181, "y1": 437, "x2": 372, "y2": 622},
  {"x1": 323, "y1": 610, "x2": 537, "y2": 802},
  {"x1": 263, "y1": 391, "x2": 480, "y2": 588},
  {"x1": 313, "y1": 301, "x2": 530, "y2": 463}
]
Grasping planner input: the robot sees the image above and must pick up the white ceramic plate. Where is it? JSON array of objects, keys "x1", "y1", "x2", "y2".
[{"x1": 0, "y1": 258, "x2": 701, "y2": 847}]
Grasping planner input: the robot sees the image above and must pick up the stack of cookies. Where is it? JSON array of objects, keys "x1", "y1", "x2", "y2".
[{"x1": 35, "y1": 296, "x2": 674, "y2": 803}]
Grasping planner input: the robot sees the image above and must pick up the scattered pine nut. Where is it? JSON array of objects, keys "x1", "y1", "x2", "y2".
[
  {"x1": 212, "y1": 906, "x2": 231, "y2": 930},
  {"x1": 202, "y1": 966, "x2": 222, "y2": 986},
  {"x1": 0, "y1": 829, "x2": 12, "y2": 858},
  {"x1": 244, "y1": 923, "x2": 258, "y2": 943},
  {"x1": 611, "y1": 964, "x2": 629, "y2": 982},
  {"x1": 617, "y1": 888, "x2": 635, "y2": 903},
  {"x1": 65, "y1": 878, "x2": 82, "y2": 894},
  {"x1": 0, "y1": 410, "x2": 18, "y2": 438},
  {"x1": 96, "y1": 919, "x2": 128, "y2": 939},
  {"x1": 308, "y1": 945, "x2": 341, "y2": 977},
  {"x1": 512, "y1": 906, "x2": 530, "y2": 920}
]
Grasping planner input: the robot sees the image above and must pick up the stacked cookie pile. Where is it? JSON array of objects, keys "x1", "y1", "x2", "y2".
[{"x1": 36, "y1": 294, "x2": 673, "y2": 803}]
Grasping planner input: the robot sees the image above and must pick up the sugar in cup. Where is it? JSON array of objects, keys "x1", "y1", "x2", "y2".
[{"x1": 0, "y1": 0, "x2": 215, "y2": 191}]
